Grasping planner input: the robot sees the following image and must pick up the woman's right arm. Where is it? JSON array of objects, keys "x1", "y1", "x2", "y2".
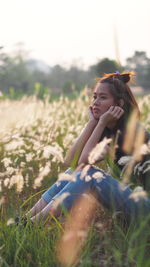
[{"x1": 64, "y1": 108, "x2": 98, "y2": 167}]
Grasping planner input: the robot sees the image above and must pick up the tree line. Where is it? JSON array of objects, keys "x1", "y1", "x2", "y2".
[{"x1": 0, "y1": 47, "x2": 150, "y2": 99}]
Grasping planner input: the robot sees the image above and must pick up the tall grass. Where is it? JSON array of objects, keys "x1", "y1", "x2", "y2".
[{"x1": 0, "y1": 93, "x2": 150, "y2": 266}]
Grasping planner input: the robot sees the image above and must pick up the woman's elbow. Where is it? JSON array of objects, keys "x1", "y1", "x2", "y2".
[
  {"x1": 78, "y1": 155, "x2": 89, "y2": 166},
  {"x1": 64, "y1": 157, "x2": 71, "y2": 167}
]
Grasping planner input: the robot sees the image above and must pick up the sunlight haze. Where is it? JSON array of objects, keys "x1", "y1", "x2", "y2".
[{"x1": 1, "y1": 0, "x2": 150, "y2": 68}]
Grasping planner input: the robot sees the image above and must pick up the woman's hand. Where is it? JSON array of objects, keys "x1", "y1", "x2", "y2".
[
  {"x1": 99, "y1": 106, "x2": 124, "y2": 127},
  {"x1": 88, "y1": 106, "x2": 99, "y2": 122}
]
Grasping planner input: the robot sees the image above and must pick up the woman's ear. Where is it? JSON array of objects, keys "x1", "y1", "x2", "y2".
[{"x1": 118, "y1": 99, "x2": 124, "y2": 107}]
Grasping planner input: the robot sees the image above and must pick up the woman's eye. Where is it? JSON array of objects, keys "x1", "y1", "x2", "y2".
[
  {"x1": 100, "y1": 96, "x2": 107, "y2": 100},
  {"x1": 93, "y1": 95, "x2": 97, "y2": 99}
]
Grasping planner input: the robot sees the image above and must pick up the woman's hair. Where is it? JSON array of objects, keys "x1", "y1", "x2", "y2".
[
  {"x1": 94, "y1": 72, "x2": 140, "y2": 120},
  {"x1": 94, "y1": 72, "x2": 141, "y2": 157}
]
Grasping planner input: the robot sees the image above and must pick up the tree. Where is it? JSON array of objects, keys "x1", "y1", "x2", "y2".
[
  {"x1": 90, "y1": 58, "x2": 123, "y2": 77},
  {"x1": 126, "y1": 51, "x2": 150, "y2": 89},
  {"x1": 0, "y1": 47, "x2": 32, "y2": 96}
]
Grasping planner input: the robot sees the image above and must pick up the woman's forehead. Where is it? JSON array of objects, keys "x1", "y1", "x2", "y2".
[{"x1": 94, "y1": 82, "x2": 111, "y2": 94}]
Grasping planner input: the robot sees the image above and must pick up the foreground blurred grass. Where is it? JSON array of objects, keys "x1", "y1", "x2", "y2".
[{"x1": 0, "y1": 93, "x2": 150, "y2": 266}]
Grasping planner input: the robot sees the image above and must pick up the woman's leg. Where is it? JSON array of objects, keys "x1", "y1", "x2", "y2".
[
  {"x1": 30, "y1": 166, "x2": 150, "y2": 224},
  {"x1": 87, "y1": 167, "x2": 150, "y2": 223},
  {"x1": 26, "y1": 198, "x2": 48, "y2": 217},
  {"x1": 30, "y1": 169, "x2": 92, "y2": 222},
  {"x1": 26, "y1": 168, "x2": 73, "y2": 217}
]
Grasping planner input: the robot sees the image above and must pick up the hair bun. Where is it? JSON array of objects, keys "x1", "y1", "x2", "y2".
[
  {"x1": 101, "y1": 72, "x2": 134, "y2": 84},
  {"x1": 119, "y1": 73, "x2": 131, "y2": 84}
]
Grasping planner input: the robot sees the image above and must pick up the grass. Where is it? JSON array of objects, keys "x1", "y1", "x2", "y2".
[{"x1": 0, "y1": 93, "x2": 150, "y2": 266}]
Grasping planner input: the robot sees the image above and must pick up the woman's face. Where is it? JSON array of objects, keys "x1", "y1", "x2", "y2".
[{"x1": 91, "y1": 82, "x2": 116, "y2": 119}]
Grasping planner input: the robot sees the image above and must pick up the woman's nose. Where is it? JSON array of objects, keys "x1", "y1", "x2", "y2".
[{"x1": 93, "y1": 97, "x2": 100, "y2": 105}]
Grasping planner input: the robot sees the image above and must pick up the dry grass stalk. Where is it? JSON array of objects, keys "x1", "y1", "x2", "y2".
[
  {"x1": 132, "y1": 125, "x2": 145, "y2": 161},
  {"x1": 108, "y1": 129, "x2": 121, "y2": 162},
  {"x1": 121, "y1": 107, "x2": 148, "y2": 184},
  {"x1": 123, "y1": 110, "x2": 139, "y2": 154},
  {"x1": 122, "y1": 158, "x2": 135, "y2": 184},
  {"x1": 57, "y1": 193, "x2": 98, "y2": 266},
  {"x1": 88, "y1": 137, "x2": 112, "y2": 165}
]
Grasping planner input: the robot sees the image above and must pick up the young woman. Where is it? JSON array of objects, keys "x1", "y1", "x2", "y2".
[{"x1": 24, "y1": 72, "x2": 150, "y2": 225}]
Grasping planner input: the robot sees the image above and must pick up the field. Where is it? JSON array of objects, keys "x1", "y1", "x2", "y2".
[{"x1": 0, "y1": 93, "x2": 150, "y2": 267}]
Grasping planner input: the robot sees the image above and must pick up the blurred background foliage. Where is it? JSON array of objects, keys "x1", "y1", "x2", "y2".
[{"x1": 0, "y1": 46, "x2": 150, "y2": 100}]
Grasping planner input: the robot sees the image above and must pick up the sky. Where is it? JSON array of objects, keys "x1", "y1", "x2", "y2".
[{"x1": 0, "y1": 0, "x2": 150, "y2": 69}]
